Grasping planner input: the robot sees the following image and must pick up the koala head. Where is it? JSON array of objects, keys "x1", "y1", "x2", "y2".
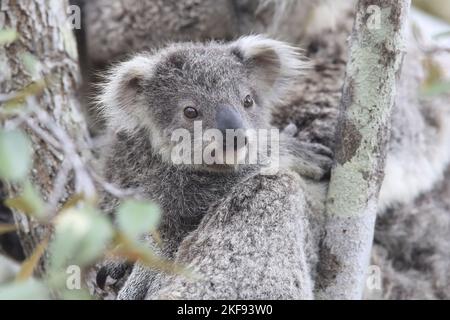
[{"x1": 99, "y1": 35, "x2": 307, "y2": 171}]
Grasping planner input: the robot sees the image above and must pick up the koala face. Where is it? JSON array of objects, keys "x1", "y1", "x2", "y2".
[
  {"x1": 143, "y1": 45, "x2": 272, "y2": 167},
  {"x1": 99, "y1": 36, "x2": 307, "y2": 170}
]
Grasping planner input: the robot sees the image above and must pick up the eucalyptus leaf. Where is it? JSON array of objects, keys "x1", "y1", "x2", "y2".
[
  {"x1": 0, "y1": 130, "x2": 32, "y2": 181},
  {"x1": 5, "y1": 180, "x2": 47, "y2": 220},
  {"x1": 117, "y1": 200, "x2": 161, "y2": 241},
  {"x1": 0, "y1": 279, "x2": 49, "y2": 300},
  {"x1": 49, "y1": 205, "x2": 113, "y2": 272},
  {"x1": 433, "y1": 30, "x2": 450, "y2": 40},
  {"x1": 0, "y1": 29, "x2": 18, "y2": 45},
  {"x1": 422, "y1": 81, "x2": 450, "y2": 96},
  {"x1": 60, "y1": 288, "x2": 92, "y2": 300},
  {"x1": 20, "y1": 52, "x2": 40, "y2": 78},
  {"x1": 46, "y1": 270, "x2": 92, "y2": 300}
]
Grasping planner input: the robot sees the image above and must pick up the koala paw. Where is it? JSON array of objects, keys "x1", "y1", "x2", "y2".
[
  {"x1": 296, "y1": 142, "x2": 333, "y2": 180},
  {"x1": 301, "y1": 141, "x2": 334, "y2": 159},
  {"x1": 96, "y1": 258, "x2": 133, "y2": 291},
  {"x1": 282, "y1": 124, "x2": 334, "y2": 180},
  {"x1": 282, "y1": 123, "x2": 299, "y2": 137}
]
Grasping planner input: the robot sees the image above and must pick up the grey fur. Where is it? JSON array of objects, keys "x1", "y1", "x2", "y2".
[
  {"x1": 97, "y1": 36, "x2": 332, "y2": 299},
  {"x1": 152, "y1": 171, "x2": 317, "y2": 300}
]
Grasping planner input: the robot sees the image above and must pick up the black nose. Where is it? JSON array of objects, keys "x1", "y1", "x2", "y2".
[
  {"x1": 216, "y1": 107, "x2": 247, "y2": 151},
  {"x1": 216, "y1": 107, "x2": 243, "y2": 131}
]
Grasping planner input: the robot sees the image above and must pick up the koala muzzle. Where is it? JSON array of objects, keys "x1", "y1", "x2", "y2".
[{"x1": 216, "y1": 106, "x2": 248, "y2": 151}]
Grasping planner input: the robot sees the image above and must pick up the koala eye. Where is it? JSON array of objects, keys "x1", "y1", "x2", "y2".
[
  {"x1": 184, "y1": 106, "x2": 199, "y2": 119},
  {"x1": 243, "y1": 95, "x2": 254, "y2": 108}
]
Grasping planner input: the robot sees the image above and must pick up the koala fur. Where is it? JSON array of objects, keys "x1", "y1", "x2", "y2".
[
  {"x1": 97, "y1": 36, "x2": 332, "y2": 299},
  {"x1": 81, "y1": 1, "x2": 450, "y2": 299},
  {"x1": 151, "y1": 171, "x2": 318, "y2": 300}
]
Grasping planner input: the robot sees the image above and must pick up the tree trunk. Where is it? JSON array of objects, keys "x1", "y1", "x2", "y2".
[
  {"x1": 316, "y1": 0, "x2": 411, "y2": 299},
  {"x1": 0, "y1": 0, "x2": 86, "y2": 275}
]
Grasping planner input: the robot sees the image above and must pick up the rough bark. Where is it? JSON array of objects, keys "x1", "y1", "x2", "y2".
[
  {"x1": 316, "y1": 0, "x2": 411, "y2": 299},
  {"x1": 0, "y1": 0, "x2": 85, "y2": 275}
]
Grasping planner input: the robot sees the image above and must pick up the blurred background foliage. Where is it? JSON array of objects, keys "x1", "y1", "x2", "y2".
[
  {"x1": 0, "y1": 28, "x2": 175, "y2": 299},
  {"x1": 413, "y1": 0, "x2": 450, "y2": 24},
  {"x1": 411, "y1": 0, "x2": 450, "y2": 96}
]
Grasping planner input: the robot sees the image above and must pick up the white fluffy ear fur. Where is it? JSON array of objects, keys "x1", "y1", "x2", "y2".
[
  {"x1": 230, "y1": 35, "x2": 309, "y2": 106},
  {"x1": 97, "y1": 54, "x2": 156, "y2": 132}
]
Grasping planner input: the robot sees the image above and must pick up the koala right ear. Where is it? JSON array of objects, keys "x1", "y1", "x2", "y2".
[
  {"x1": 97, "y1": 54, "x2": 155, "y2": 132},
  {"x1": 230, "y1": 35, "x2": 309, "y2": 105}
]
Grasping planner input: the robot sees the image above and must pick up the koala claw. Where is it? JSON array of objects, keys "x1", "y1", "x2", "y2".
[
  {"x1": 301, "y1": 142, "x2": 334, "y2": 158},
  {"x1": 282, "y1": 123, "x2": 299, "y2": 137},
  {"x1": 96, "y1": 258, "x2": 132, "y2": 290},
  {"x1": 288, "y1": 141, "x2": 334, "y2": 181},
  {"x1": 311, "y1": 152, "x2": 333, "y2": 180}
]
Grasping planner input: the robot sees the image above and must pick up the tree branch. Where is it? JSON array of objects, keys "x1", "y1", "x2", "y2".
[{"x1": 316, "y1": 0, "x2": 411, "y2": 299}]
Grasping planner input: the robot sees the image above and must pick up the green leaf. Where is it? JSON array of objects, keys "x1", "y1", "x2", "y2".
[
  {"x1": 5, "y1": 180, "x2": 47, "y2": 220},
  {"x1": 20, "y1": 53, "x2": 40, "y2": 78},
  {"x1": 0, "y1": 279, "x2": 49, "y2": 300},
  {"x1": 117, "y1": 200, "x2": 161, "y2": 242},
  {"x1": 60, "y1": 288, "x2": 92, "y2": 300},
  {"x1": 422, "y1": 58, "x2": 444, "y2": 87},
  {"x1": 421, "y1": 58, "x2": 450, "y2": 97},
  {"x1": 0, "y1": 29, "x2": 18, "y2": 45},
  {"x1": 0, "y1": 130, "x2": 32, "y2": 181},
  {"x1": 49, "y1": 204, "x2": 113, "y2": 272},
  {"x1": 46, "y1": 271, "x2": 93, "y2": 300},
  {"x1": 433, "y1": 30, "x2": 450, "y2": 40},
  {"x1": 422, "y1": 81, "x2": 450, "y2": 97}
]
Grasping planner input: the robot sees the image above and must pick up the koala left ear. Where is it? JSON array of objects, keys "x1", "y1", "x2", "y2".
[
  {"x1": 230, "y1": 35, "x2": 309, "y2": 105},
  {"x1": 97, "y1": 54, "x2": 155, "y2": 132}
]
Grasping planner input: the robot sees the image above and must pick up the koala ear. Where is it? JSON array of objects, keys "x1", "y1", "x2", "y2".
[
  {"x1": 97, "y1": 54, "x2": 155, "y2": 132},
  {"x1": 230, "y1": 35, "x2": 309, "y2": 105}
]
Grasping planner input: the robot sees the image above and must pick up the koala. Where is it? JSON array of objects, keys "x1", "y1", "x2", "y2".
[
  {"x1": 81, "y1": 0, "x2": 450, "y2": 299},
  {"x1": 114, "y1": 33, "x2": 450, "y2": 300},
  {"x1": 148, "y1": 170, "x2": 322, "y2": 300},
  {"x1": 108, "y1": 26, "x2": 450, "y2": 302},
  {"x1": 96, "y1": 36, "x2": 332, "y2": 299}
]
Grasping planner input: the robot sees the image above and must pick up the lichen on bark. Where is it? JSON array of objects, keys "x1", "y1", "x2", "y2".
[{"x1": 317, "y1": 0, "x2": 411, "y2": 299}]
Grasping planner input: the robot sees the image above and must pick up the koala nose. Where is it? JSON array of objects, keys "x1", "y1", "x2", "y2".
[
  {"x1": 216, "y1": 106, "x2": 248, "y2": 151},
  {"x1": 216, "y1": 107, "x2": 243, "y2": 131}
]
